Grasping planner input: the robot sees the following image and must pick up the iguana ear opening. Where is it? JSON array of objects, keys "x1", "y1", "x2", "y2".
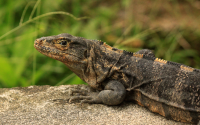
[{"x1": 84, "y1": 50, "x2": 88, "y2": 58}]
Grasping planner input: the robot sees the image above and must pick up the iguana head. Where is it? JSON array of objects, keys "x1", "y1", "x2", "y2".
[
  {"x1": 34, "y1": 33, "x2": 101, "y2": 89},
  {"x1": 34, "y1": 34, "x2": 88, "y2": 78},
  {"x1": 34, "y1": 33, "x2": 88, "y2": 62}
]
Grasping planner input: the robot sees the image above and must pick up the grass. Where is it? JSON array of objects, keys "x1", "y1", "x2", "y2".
[{"x1": 0, "y1": 0, "x2": 200, "y2": 88}]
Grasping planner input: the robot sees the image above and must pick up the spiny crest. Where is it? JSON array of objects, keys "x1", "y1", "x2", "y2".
[
  {"x1": 180, "y1": 65, "x2": 194, "y2": 72},
  {"x1": 91, "y1": 39, "x2": 104, "y2": 45},
  {"x1": 97, "y1": 41, "x2": 200, "y2": 73},
  {"x1": 167, "y1": 61, "x2": 181, "y2": 67},
  {"x1": 166, "y1": 61, "x2": 198, "y2": 72},
  {"x1": 143, "y1": 54, "x2": 156, "y2": 61},
  {"x1": 123, "y1": 50, "x2": 134, "y2": 56},
  {"x1": 133, "y1": 53, "x2": 143, "y2": 58},
  {"x1": 155, "y1": 58, "x2": 167, "y2": 64}
]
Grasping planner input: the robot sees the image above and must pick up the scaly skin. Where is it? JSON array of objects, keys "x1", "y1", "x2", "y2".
[{"x1": 34, "y1": 33, "x2": 200, "y2": 124}]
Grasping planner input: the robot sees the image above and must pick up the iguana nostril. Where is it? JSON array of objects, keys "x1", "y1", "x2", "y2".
[{"x1": 34, "y1": 39, "x2": 40, "y2": 44}]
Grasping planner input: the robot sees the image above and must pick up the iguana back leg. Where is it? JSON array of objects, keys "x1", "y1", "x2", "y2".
[{"x1": 69, "y1": 80, "x2": 126, "y2": 105}]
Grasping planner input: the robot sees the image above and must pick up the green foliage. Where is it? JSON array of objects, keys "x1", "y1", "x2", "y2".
[{"x1": 0, "y1": 0, "x2": 200, "y2": 88}]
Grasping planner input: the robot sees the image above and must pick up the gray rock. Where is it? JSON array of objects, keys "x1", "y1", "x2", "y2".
[{"x1": 0, "y1": 85, "x2": 191, "y2": 125}]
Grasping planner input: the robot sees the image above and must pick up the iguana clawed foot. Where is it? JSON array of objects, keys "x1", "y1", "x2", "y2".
[
  {"x1": 69, "y1": 80, "x2": 126, "y2": 105},
  {"x1": 69, "y1": 89, "x2": 102, "y2": 104}
]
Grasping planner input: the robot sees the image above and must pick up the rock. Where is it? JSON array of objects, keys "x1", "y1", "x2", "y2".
[{"x1": 0, "y1": 85, "x2": 191, "y2": 125}]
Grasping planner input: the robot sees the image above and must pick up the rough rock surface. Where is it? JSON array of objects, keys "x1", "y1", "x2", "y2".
[{"x1": 0, "y1": 85, "x2": 192, "y2": 125}]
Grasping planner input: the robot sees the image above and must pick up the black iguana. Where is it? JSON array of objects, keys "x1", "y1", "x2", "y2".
[{"x1": 34, "y1": 33, "x2": 200, "y2": 124}]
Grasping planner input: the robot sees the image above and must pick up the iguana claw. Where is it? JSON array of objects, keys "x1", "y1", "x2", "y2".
[{"x1": 69, "y1": 88, "x2": 100, "y2": 104}]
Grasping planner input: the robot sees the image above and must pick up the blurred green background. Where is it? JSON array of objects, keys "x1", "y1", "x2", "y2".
[{"x1": 0, "y1": 0, "x2": 200, "y2": 88}]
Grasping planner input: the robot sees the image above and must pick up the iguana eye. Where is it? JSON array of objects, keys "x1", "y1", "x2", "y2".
[{"x1": 60, "y1": 40, "x2": 67, "y2": 45}]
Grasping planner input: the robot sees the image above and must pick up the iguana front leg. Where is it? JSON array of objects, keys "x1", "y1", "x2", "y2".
[{"x1": 69, "y1": 80, "x2": 126, "y2": 105}]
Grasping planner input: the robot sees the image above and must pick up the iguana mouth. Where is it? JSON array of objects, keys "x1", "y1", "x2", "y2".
[{"x1": 34, "y1": 39, "x2": 61, "y2": 56}]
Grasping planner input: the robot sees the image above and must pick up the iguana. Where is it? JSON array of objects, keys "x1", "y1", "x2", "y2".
[{"x1": 34, "y1": 33, "x2": 200, "y2": 124}]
